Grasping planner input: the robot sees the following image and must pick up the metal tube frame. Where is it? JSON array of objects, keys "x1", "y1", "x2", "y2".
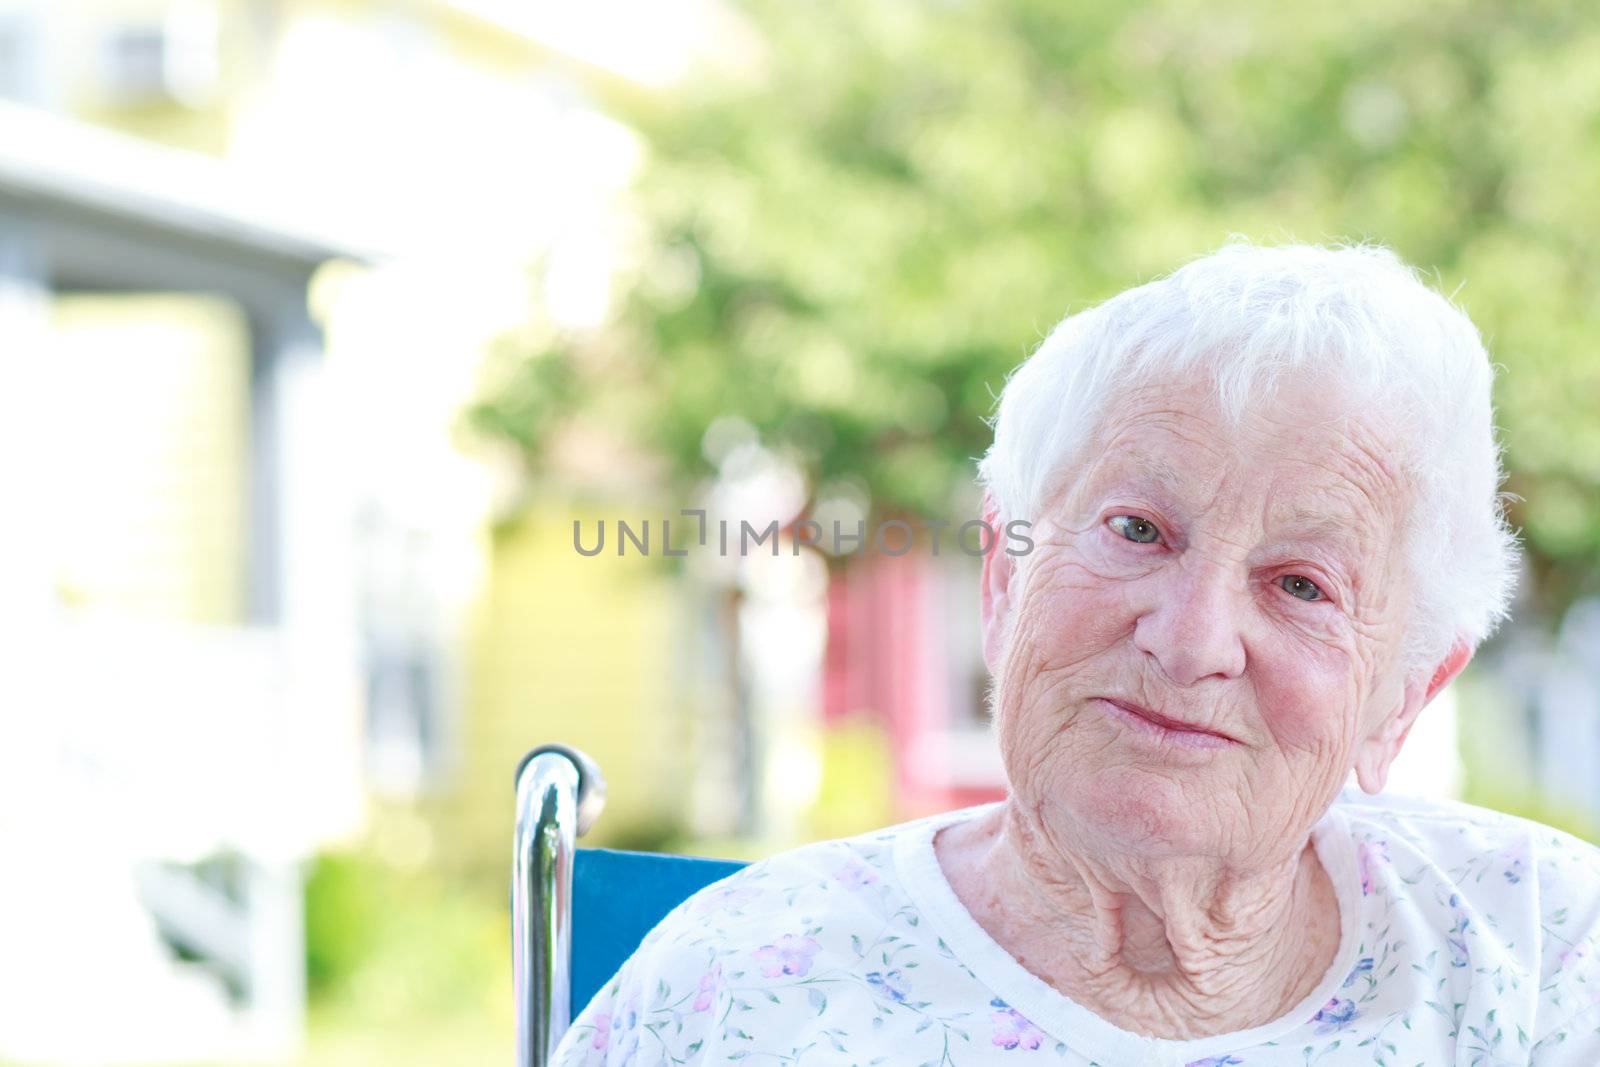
[{"x1": 513, "y1": 745, "x2": 605, "y2": 1067}]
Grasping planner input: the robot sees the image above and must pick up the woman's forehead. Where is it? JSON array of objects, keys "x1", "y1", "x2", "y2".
[
  {"x1": 1109, "y1": 372, "x2": 1376, "y2": 441},
  {"x1": 1066, "y1": 388, "x2": 1407, "y2": 536}
]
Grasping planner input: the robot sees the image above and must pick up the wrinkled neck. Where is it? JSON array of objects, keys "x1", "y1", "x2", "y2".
[{"x1": 944, "y1": 800, "x2": 1340, "y2": 1037}]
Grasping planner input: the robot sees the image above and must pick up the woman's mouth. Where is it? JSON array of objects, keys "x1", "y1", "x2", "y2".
[{"x1": 1094, "y1": 697, "x2": 1241, "y2": 750}]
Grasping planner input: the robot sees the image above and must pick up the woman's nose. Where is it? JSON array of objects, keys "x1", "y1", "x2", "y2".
[{"x1": 1131, "y1": 559, "x2": 1248, "y2": 686}]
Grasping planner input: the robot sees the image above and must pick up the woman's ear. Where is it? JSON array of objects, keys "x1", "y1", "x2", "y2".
[
  {"x1": 1354, "y1": 639, "x2": 1474, "y2": 795},
  {"x1": 980, "y1": 492, "x2": 1015, "y2": 675}
]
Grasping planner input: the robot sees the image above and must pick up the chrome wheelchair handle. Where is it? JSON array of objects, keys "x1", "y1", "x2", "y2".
[{"x1": 514, "y1": 744, "x2": 607, "y2": 1067}]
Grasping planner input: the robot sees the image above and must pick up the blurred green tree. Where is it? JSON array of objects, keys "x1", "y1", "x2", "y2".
[{"x1": 468, "y1": 0, "x2": 1600, "y2": 616}]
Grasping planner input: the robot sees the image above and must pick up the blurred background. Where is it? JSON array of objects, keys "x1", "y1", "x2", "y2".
[{"x1": 2, "y1": 0, "x2": 1599, "y2": 1063}]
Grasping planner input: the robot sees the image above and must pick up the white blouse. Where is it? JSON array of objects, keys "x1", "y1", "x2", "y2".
[{"x1": 553, "y1": 787, "x2": 1600, "y2": 1065}]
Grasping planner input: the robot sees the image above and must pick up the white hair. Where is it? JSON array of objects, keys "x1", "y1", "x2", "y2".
[{"x1": 976, "y1": 238, "x2": 1521, "y2": 681}]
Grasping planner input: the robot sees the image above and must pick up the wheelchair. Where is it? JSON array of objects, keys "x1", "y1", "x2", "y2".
[{"x1": 512, "y1": 745, "x2": 748, "y2": 1066}]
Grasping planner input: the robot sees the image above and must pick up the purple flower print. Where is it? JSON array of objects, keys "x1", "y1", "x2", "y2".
[
  {"x1": 1342, "y1": 956, "x2": 1375, "y2": 988},
  {"x1": 1311, "y1": 996, "x2": 1358, "y2": 1034},
  {"x1": 1559, "y1": 943, "x2": 1591, "y2": 969},
  {"x1": 692, "y1": 963, "x2": 723, "y2": 1012},
  {"x1": 590, "y1": 1012, "x2": 611, "y2": 1051},
  {"x1": 835, "y1": 859, "x2": 880, "y2": 889},
  {"x1": 865, "y1": 969, "x2": 910, "y2": 1003},
  {"x1": 1186, "y1": 1057, "x2": 1244, "y2": 1067},
  {"x1": 1357, "y1": 839, "x2": 1389, "y2": 896},
  {"x1": 990, "y1": 997, "x2": 1045, "y2": 1051},
  {"x1": 692, "y1": 884, "x2": 760, "y2": 916},
  {"x1": 754, "y1": 934, "x2": 822, "y2": 977},
  {"x1": 1448, "y1": 935, "x2": 1470, "y2": 967}
]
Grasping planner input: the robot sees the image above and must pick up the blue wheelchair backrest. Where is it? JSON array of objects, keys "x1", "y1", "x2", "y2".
[{"x1": 571, "y1": 847, "x2": 748, "y2": 1016}]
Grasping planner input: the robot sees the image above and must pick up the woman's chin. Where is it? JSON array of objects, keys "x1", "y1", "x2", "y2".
[{"x1": 1060, "y1": 767, "x2": 1222, "y2": 856}]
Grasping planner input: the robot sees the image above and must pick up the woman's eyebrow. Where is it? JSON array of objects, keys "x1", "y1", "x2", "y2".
[
  {"x1": 1133, "y1": 456, "x2": 1188, "y2": 497},
  {"x1": 1089, "y1": 455, "x2": 1188, "y2": 503},
  {"x1": 1270, "y1": 503, "x2": 1367, "y2": 556}
]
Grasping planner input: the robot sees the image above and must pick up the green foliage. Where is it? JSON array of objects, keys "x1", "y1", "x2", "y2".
[
  {"x1": 303, "y1": 852, "x2": 384, "y2": 1000},
  {"x1": 470, "y1": 1, "x2": 1600, "y2": 612},
  {"x1": 461, "y1": 331, "x2": 582, "y2": 483},
  {"x1": 806, "y1": 715, "x2": 898, "y2": 842},
  {"x1": 302, "y1": 846, "x2": 506, "y2": 1017}
]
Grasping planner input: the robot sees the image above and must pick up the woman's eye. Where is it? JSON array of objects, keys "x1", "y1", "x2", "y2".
[
  {"x1": 1280, "y1": 575, "x2": 1325, "y2": 602},
  {"x1": 1108, "y1": 515, "x2": 1161, "y2": 544}
]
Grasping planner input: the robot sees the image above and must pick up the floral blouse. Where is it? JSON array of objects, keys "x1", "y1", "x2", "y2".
[{"x1": 552, "y1": 787, "x2": 1600, "y2": 1065}]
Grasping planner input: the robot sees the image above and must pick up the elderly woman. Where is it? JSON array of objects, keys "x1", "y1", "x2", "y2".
[{"x1": 554, "y1": 242, "x2": 1600, "y2": 1065}]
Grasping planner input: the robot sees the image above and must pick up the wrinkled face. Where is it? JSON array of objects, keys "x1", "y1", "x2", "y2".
[{"x1": 986, "y1": 375, "x2": 1418, "y2": 866}]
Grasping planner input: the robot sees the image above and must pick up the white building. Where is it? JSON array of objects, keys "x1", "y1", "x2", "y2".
[{"x1": 0, "y1": 100, "x2": 366, "y2": 1062}]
